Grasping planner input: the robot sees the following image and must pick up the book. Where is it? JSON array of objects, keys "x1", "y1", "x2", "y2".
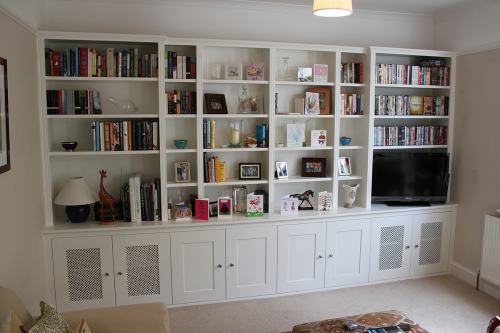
[
  {"x1": 311, "y1": 130, "x2": 327, "y2": 147},
  {"x1": 409, "y1": 96, "x2": 424, "y2": 115},
  {"x1": 287, "y1": 123, "x2": 305, "y2": 148},
  {"x1": 313, "y1": 64, "x2": 328, "y2": 82},
  {"x1": 305, "y1": 92, "x2": 320, "y2": 115},
  {"x1": 423, "y1": 96, "x2": 434, "y2": 115},
  {"x1": 246, "y1": 193, "x2": 264, "y2": 217},
  {"x1": 194, "y1": 199, "x2": 209, "y2": 221}
]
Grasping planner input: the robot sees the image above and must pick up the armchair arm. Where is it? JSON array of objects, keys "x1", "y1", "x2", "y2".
[{"x1": 62, "y1": 302, "x2": 169, "y2": 333}]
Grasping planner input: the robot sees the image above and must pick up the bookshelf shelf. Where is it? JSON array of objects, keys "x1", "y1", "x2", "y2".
[
  {"x1": 274, "y1": 176, "x2": 334, "y2": 184},
  {"x1": 373, "y1": 145, "x2": 448, "y2": 150},
  {"x1": 165, "y1": 114, "x2": 197, "y2": 118},
  {"x1": 275, "y1": 146, "x2": 333, "y2": 151},
  {"x1": 48, "y1": 150, "x2": 161, "y2": 157},
  {"x1": 340, "y1": 83, "x2": 366, "y2": 87},
  {"x1": 275, "y1": 114, "x2": 334, "y2": 119},
  {"x1": 275, "y1": 81, "x2": 334, "y2": 87},
  {"x1": 375, "y1": 84, "x2": 450, "y2": 89},
  {"x1": 166, "y1": 182, "x2": 198, "y2": 188},
  {"x1": 45, "y1": 76, "x2": 158, "y2": 82},
  {"x1": 338, "y1": 175, "x2": 363, "y2": 181},
  {"x1": 373, "y1": 115, "x2": 449, "y2": 119},
  {"x1": 339, "y1": 115, "x2": 365, "y2": 119},
  {"x1": 339, "y1": 146, "x2": 364, "y2": 150},
  {"x1": 165, "y1": 79, "x2": 196, "y2": 83},
  {"x1": 47, "y1": 114, "x2": 159, "y2": 119},
  {"x1": 204, "y1": 179, "x2": 269, "y2": 186},
  {"x1": 202, "y1": 114, "x2": 268, "y2": 119},
  {"x1": 165, "y1": 149, "x2": 197, "y2": 153},
  {"x1": 202, "y1": 148, "x2": 269, "y2": 152},
  {"x1": 203, "y1": 79, "x2": 269, "y2": 85}
]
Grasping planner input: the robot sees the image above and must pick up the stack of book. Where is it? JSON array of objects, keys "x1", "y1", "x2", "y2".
[
  {"x1": 376, "y1": 62, "x2": 450, "y2": 86},
  {"x1": 202, "y1": 119, "x2": 216, "y2": 149},
  {"x1": 203, "y1": 153, "x2": 226, "y2": 183},
  {"x1": 341, "y1": 62, "x2": 363, "y2": 83},
  {"x1": 121, "y1": 175, "x2": 161, "y2": 222},
  {"x1": 165, "y1": 51, "x2": 196, "y2": 79},
  {"x1": 373, "y1": 125, "x2": 448, "y2": 146},
  {"x1": 45, "y1": 47, "x2": 158, "y2": 78},
  {"x1": 166, "y1": 90, "x2": 197, "y2": 114},
  {"x1": 375, "y1": 95, "x2": 449, "y2": 116},
  {"x1": 46, "y1": 90, "x2": 102, "y2": 115},
  {"x1": 340, "y1": 93, "x2": 363, "y2": 115},
  {"x1": 91, "y1": 120, "x2": 159, "y2": 151}
]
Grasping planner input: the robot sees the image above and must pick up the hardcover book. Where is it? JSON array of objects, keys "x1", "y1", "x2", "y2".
[
  {"x1": 423, "y1": 96, "x2": 434, "y2": 115},
  {"x1": 305, "y1": 92, "x2": 320, "y2": 115},
  {"x1": 409, "y1": 96, "x2": 424, "y2": 115},
  {"x1": 194, "y1": 199, "x2": 209, "y2": 221}
]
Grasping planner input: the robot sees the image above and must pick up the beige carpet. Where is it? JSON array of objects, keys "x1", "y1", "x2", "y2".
[{"x1": 169, "y1": 276, "x2": 500, "y2": 333}]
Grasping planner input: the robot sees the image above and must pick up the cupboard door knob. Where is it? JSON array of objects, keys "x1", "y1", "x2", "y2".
[
  {"x1": 414, "y1": 244, "x2": 419, "y2": 248},
  {"x1": 118, "y1": 272, "x2": 123, "y2": 276},
  {"x1": 216, "y1": 264, "x2": 223, "y2": 268},
  {"x1": 104, "y1": 272, "x2": 110, "y2": 277},
  {"x1": 405, "y1": 245, "x2": 410, "y2": 250},
  {"x1": 328, "y1": 254, "x2": 334, "y2": 258},
  {"x1": 229, "y1": 263, "x2": 234, "y2": 267},
  {"x1": 318, "y1": 255, "x2": 323, "y2": 259}
]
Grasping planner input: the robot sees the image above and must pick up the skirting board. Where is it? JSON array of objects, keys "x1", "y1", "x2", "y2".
[{"x1": 450, "y1": 261, "x2": 500, "y2": 300}]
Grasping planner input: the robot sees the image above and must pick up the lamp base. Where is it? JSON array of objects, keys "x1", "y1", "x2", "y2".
[{"x1": 66, "y1": 205, "x2": 91, "y2": 223}]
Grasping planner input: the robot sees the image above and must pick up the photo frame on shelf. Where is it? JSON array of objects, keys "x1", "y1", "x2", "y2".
[
  {"x1": 204, "y1": 93, "x2": 228, "y2": 114},
  {"x1": 302, "y1": 158, "x2": 327, "y2": 177},
  {"x1": 217, "y1": 197, "x2": 233, "y2": 219},
  {"x1": 225, "y1": 64, "x2": 242, "y2": 80},
  {"x1": 209, "y1": 201, "x2": 218, "y2": 217},
  {"x1": 298, "y1": 67, "x2": 313, "y2": 82},
  {"x1": 313, "y1": 64, "x2": 328, "y2": 83},
  {"x1": 174, "y1": 161, "x2": 191, "y2": 183},
  {"x1": 311, "y1": 130, "x2": 327, "y2": 147},
  {"x1": 275, "y1": 161, "x2": 288, "y2": 179},
  {"x1": 246, "y1": 63, "x2": 265, "y2": 81},
  {"x1": 307, "y1": 87, "x2": 331, "y2": 115},
  {"x1": 239, "y1": 163, "x2": 261, "y2": 180},
  {"x1": 338, "y1": 157, "x2": 352, "y2": 176},
  {"x1": 0, "y1": 57, "x2": 10, "y2": 174},
  {"x1": 304, "y1": 92, "x2": 320, "y2": 115}
]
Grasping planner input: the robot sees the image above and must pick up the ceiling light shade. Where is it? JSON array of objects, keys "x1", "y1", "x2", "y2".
[{"x1": 313, "y1": 0, "x2": 353, "y2": 17}]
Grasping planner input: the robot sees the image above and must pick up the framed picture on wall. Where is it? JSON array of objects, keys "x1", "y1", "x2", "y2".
[
  {"x1": 204, "y1": 93, "x2": 228, "y2": 114},
  {"x1": 0, "y1": 57, "x2": 10, "y2": 174}
]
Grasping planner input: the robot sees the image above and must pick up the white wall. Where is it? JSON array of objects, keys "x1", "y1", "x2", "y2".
[
  {"x1": 0, "y1": 0, "x2": 43, "y2": 31},
  {"x1": 0, "y1": 9, "x2": 48, "y2": 314},
  {"x1": 41, "y1": 0, "x2": 436, "y2": 49},
  {"x1": 435, "y1": 0, "x2": 500, "y2": 53}
]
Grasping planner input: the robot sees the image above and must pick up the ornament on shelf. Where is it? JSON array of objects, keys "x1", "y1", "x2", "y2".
[
  {"x1": 98, "y1": 170, "x2": 118, "y2": 224},
  {"x1": 106, "y1": 97, "x2": 137, "y2": 113},
  {"x1": 342, "y1": 184, "x2": 360, "y2": 209},
  {"x1": 289, "y1": 190, "x2": 314, "y2": 210}
]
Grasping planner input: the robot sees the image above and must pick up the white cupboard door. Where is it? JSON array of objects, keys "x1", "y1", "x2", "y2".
[
  {"x1": 370, "y1": 216, "x2": 413, "y2": 282},
  {"x1": 226, "y1": 226, "x2": 277, "y2": 299},
  {"x1": 171, "y1": 229, "x2": 225, "y2": 304},
  {"x1": 52, "y1": 236, "x2": 115, "y2": 312},
  {"x1": 325, "y1": 219, "x2": 371, "y2": 287},
  {"x1": 277, "y1": 223, "x2": 326, "y2": 293},
  {"x1": 113, "y1": 233, "x2": 172, "y2": 306},
  {"x1": 411, "y1": 212, "x2": 451, "y2": 276}
]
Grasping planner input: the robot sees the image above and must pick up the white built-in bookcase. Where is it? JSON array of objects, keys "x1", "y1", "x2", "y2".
[{"x1": 37, "y1": 32, "x2": 455, "y2": 227}]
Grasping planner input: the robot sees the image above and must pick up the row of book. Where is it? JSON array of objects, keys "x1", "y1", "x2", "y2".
[
  {"x1": 373, "y1": 125, "x2": 448, "y2": 147},
  {"x1": 166, "y1": 90, "x2": 197, "y2": 114},
  {"x1": 45, "y1": 47, "x2": 158, "y2": 78},
  {"x1": 91, "y1": 120, "x2": 159, "y2": 151},
  {"x1": 376, "y1": 63, "x2": 450, "y2": 86},
  {"x1": 121, "y1": 175, "x2": 161, "y2": 222},
  {"x1": 340, "y1": 62, "x2": 363, "y2": 84},
  {"x1": 165, "y1": 51, "x2": 196, "y2": 79},
  {"x1": 203, "y1": 154, "x2": 226, "y2": 183},
  {"x1": 202, "y1": 119, "x2": 216, "y2": 149},
  {"x1": 375, "y1": 95, "x2": 449, "y2": 116},
  {"x1": 47, "y1": 90, "x2": 102, "y2": 115},
  {"x1": 340, "y1": 93, "x2": 363, "y2": 115}
]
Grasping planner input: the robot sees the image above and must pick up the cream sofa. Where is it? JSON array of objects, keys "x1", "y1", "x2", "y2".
[{"x1": 0, "y1": 287, "x2": 170, "y2": 333}]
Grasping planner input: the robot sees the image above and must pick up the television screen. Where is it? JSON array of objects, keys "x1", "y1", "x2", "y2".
[{"x1": 372, "y1": 152, "x2": 449, "y2": 204}]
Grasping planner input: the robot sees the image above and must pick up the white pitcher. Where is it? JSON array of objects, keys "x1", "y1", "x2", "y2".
[{"x1": 342, "y1": 184, "x2": 360, "y2": 208}]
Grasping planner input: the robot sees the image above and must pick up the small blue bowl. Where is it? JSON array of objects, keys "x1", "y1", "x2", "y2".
[
  {"x1": 340, "y1": 137, "x2": 352, "y2": 146},
  {"x1": 174, "y1": 139, "x2": 188, "y2": 149},
  {"x1": 61, "y1": 141, "x2": 78, "y2": 151}
]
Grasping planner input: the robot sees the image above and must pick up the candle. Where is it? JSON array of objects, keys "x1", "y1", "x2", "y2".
[{"x1": 231, "y1": 128, "x2": 240, "y2": 145}]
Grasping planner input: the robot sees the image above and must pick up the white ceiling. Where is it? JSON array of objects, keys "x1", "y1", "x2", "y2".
[{"x1": 52, "y1": 0, "x2": 476, "y2": 15}]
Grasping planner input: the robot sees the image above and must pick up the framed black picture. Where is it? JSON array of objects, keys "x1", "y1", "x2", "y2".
[
  {"x1": 204, "y1": 93, "x2": 228, "y2": 114},
  {"x1": 302, "y1": 158, "x2": 326, "y2": 177},
  {"x1": 0, "y1": 57, "x2": 10, "y2": 174},
  {"x1": 239, "y1": 163, "x2": 261, "y2": 180}
]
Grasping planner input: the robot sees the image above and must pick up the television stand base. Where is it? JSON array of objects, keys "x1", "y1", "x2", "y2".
[{"x1": 385, "y1": 201, "x2": 432, "y2": 207}]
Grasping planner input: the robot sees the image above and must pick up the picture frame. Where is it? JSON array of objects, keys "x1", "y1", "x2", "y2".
[
  {"x1": 311, "y1": 130, "x2": 327, "y2": 147},
  {"x1": 217, "y1": 197, "x2": 233, "y2": 219},
  {"x1": 302, "y1": 158, "x2": 327, "y2": 177},
  {"x1": 225, "y1": 64, "x2": 242, "y2": 80},
  {"x1": 307, "y1": 86, "x2": 331, "y2": 115},
  {"x1": 298, "y1": 67, "x2": 313, "y2": 82},
  {"x1": 304, "y1": 92, "x2": 320, "y2": 115},
  {"x1": 239, "y1": 163, "x2": 261, "y2": 180},
  {"x1": 0, "y1": 57, "x2": 10, "y2": 174},
  {"x1": 204, "y1": 93, "x2": 228, "y2": 114},
  {"x1": 275, "y1": 161, "x2": 288, "y2": 179},
  {"x1": 174, "y1": 161, "x2": 191, "y2": 183},
  {"x1": 246, "y1": 63, "x2": 265, "y2": 81},
  {"x1": 338, "y1": 157, "x2": 352, "y2": 176},
  {"x1": 313, "y1": 64, "x2": 329, "y2": 83},
  {"x1": 209, "y1": 201, "x2": 218, "y2": 217}
]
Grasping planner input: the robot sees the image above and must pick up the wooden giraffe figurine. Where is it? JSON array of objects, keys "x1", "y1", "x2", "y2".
[{"x1": 98, "y1": 170, "x2": 117, "y2": 224}]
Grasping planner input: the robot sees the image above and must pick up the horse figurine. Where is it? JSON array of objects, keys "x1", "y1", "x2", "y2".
[
  {"x1": 98, "y1": 170, "x2": 117, "y2": 224},
  {"x1": 289, "y1": 190, "x2": 314, "y2": 210}
]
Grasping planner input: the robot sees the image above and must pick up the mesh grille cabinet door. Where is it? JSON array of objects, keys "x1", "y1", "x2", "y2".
[
  {"x1": 370, "y1": 216, "x2": 412, "y2": 282},
  {"x1": 52, "y1": 236, "x2": 115, "y2": 312},
  {"x1": 113, "y1": 233, "x2": 172, "y2": 305},
  {"x1": 411, "y1": 212, "x2": 451, "y2": 276}
]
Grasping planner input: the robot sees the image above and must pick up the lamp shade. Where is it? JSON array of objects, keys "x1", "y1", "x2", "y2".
[
  {"x1": 313, "y1": 0, "x2": 353, "y2": 17},
  {"x1": 54, "y1": 177, "x2": 98, "y2": 206}
]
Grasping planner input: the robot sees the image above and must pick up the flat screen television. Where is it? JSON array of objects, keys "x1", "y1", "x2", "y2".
[{"x1": 372, "y1": 152, "x2": 449, "y2": 205}]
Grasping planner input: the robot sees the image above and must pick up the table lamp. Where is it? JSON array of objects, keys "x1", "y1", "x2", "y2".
[{"x1": 54, "y1": 177, "x2": 98, "y2": 223}]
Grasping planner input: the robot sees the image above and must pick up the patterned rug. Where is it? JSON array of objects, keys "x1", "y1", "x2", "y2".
[{"x1": 283, "y1": 310, "x2": 428, "y2": 333}]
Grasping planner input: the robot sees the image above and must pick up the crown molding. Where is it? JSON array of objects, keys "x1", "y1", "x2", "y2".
[{"x1": 0, "y1": 4, "x2": 37, "y2": 34}]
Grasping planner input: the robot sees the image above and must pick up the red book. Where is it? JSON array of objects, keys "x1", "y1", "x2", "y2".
[
  {"x1": 359, "y1": 63, "x2": 363, "y2": 83},
  {"x1": 79, "y1": 48, "x2": 88, "y2": 77},
  {"x1": 52, "y1": 52, "x2": 61, "y2": 76},
  {"x1": 194, "y1": 199, "x2": 209, "y2": 221}
]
